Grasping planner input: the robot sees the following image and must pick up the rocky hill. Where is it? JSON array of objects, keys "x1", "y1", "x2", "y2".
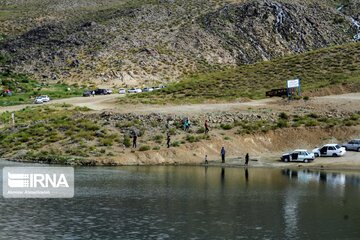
[{"x1": 0, "y1": 0, "x2": 359, "y2": 86}]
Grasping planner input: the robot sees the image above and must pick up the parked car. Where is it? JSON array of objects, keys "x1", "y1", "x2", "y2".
[
  {"x1": 281, "y1": 149, "x2": 315, "y2": 163},
  {"x1": 94, "y1": 89, "x2": 108, "y2": 95},
  {"x1": 106, "y1": 89, "x2": 112, "y2": 94},
  {"x1": 143, "y1": 87, "x2": 154, "y2": 92},
  {"x1": 34, "y1": 97, "x2": 44, "y2": 104},
  {"x1": 313, "y1": 144, "x2": 346, "y2": 157},
  {"x1": 342, "y1": 139, "x2": 360, "y2": 152},
  {"x1": 118, "y1": 88, "x2": 126, "y2": 94},
  {"x1": 83, "y1": 90, "x2": 92, "y2": 97},
  {"x1": 128, "y1": 88, "x2": 142, "y2": 93},
  {"x1": 39, "y1": 95, "x2": 50, "y2": 102},
  {"x1": 152, "y1": 86, "x2": 161, "y2": 90}
]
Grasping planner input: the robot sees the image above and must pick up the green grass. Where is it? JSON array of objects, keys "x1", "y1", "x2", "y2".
[
  {"x1": 0, "y1": 71, "x2": 84, "y2": 106},
  {"x1": 120, "y1": 42, "x2": 360, "y2": 104}
]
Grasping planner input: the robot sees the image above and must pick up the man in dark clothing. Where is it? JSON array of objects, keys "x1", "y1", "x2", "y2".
[
  {"x1": 245, "y1": 153, "x2": 249, "y2": 165},
  {"x1": 221, "y1": 147, "x2": 225, "y2": 163},
  {"x1": 132, "y1": 135, "x2": 137, "y2": 148},
  {"x1": 205, "y1": 120, "x2": 209, "y2": 134},
  {"x1": 166, "y1": 133, "x2": 171, "y2": 148}
]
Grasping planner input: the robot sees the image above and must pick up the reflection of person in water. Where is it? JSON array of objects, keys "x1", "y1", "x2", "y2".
[{"x1": 245, "y1": 168, "x2": 249, "y2": 182}]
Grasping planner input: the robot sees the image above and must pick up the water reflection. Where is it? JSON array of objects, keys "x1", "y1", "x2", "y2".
[{"x1": 0, "y1": 160, "x2": 359, "y2": 239}]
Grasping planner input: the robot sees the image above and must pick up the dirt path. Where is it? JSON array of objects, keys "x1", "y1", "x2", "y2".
[{"x1": 1, "y1": 92, "x2": 360, "y2": 115}]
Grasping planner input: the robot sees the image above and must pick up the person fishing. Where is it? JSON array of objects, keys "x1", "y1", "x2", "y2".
[
  {"x1": 205, "y1": 120, "x2": 209, "y2": 134},
  {"x1": 245, "y1": 153, "x2": 249, "y2": 165}
]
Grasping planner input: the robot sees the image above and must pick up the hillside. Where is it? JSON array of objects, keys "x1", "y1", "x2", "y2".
[
  {"x1": 1, "y1": 0, "x2": 359, "y2": 86},
  {"x1": 121, "y1": 42, "x2": 360, "y2": 104}
]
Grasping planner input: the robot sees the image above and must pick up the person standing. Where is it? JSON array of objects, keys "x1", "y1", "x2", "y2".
[
  {"x1": 245, "y1": 153, "x2": 249, "y2": 165},
  {"x1": 204, "y1": 155, "x2": 208, "y2": 164},
  {"x1": 166, "y1": 133, "x2": 171, "y2": 148},
  {"x1": 132, "y1": 135, "x2": 137, "y2": 148},
  {"x1": 204, "y1": 120, "x2": 209, "y2": 134},
  {"x1": 221, "y1": 147, "x2": 226, "y2": 163},
  {"x1": 92, "y1": 90, "x2": 95, "y2": 97}
]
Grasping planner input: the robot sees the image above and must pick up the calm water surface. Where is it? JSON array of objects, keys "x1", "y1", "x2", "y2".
[{"x1": 0, "y1": 160, "x2": 360, "y2": 239}]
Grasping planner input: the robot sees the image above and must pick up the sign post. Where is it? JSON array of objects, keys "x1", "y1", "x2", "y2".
[{"x1": 286, "y1": 78, "x2": 301, "y2": 98}]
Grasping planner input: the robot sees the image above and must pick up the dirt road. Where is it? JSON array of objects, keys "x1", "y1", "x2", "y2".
[{"x1": 1, "y1": 92, "x2": 360, "y2": 115}]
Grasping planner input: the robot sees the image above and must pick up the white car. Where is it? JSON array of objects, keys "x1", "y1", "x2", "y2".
[
  {"x1": 39, "y1": 95, "x2": 50, "y2": 102},
  {"x1": 106, "y1": 89, "x2": 112, "y2": 94},
  {"x1": 313, "y1": 144, "x2": 346, "y2": 157},
  {"x1": 128, "y1": 88, "x2": 142, "y2": 93},
  {"x1": 281, "y1": 149, "x2": 315, "y2": 163},
  {"x1": 118, "y1": 88, "x2": 126, "y2": 94},
  {"x1": 143, "y1": 87, "x2": 154, "y2": 92},
  {"x1": 34, "y1": 97, "x2": 44, "y2": 104}
]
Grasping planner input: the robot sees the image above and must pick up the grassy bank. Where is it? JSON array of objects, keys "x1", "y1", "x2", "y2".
[
  {"x1": 120, "y1": 42, "x2": 360, "y2": 104},
  {"x1": 0, "y1": 71, "x2": 84, "y2": 106},
  {"x1": 0, "y1": 105, "x2": 359, "y2": 164}
]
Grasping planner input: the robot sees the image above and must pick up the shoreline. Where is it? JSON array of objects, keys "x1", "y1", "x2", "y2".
[{"x1": 3, "y1": 151, "x2": 360, "y2": 172}]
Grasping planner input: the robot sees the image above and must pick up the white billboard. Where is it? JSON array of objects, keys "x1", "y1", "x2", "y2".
[{"x1": 287, "y1": 79, "x2": 300, "y2": 88}]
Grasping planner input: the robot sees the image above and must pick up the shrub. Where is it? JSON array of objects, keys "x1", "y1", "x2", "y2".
[
  {"x1": 139, "y1": 145, "x2": 151, "y2": 151},
  {"x1": 100, "y1": 138, "x2": 113, "y2": 146},
  {"x1": 153, "y1": 135, "x2": 164, "y2": 144},
  {"x1": 305, "y1": 119, "x2": 318, "y2": 127},
  {"x1": 152, "y1": 146, "x2": 160, "y2": 150},
  {"x1": 220, "y1": 124, "x2": 233, "y2": 130},
  {"x1": 303, "y1": 96, "x2": 310, "y2": 101},
  {"x1": 196, "y1": 127, "x2": 205, "y2": 134},
  {"x1": 279, "y1": 112, "x2": 289, "y2": 120},
  {"x1": 276, "y1": 119, "x2": 288, "y2": 128},
  {"x1": 307, "y1": 113, "x2": 319, "y2": 119},
  {"x1": 172, "y1": 141, "x2": 180, "y2": 147},
  {"x1": 123, "y1": 135, "x2": 131, "y2": 148},
  {"x1": 186, "y1": 135, "x2": 199, "y2": 143}
]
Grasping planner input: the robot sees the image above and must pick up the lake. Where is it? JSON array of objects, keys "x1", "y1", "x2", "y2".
[{"x1": 0, "y1": 160, "x2": 360, "y2": 239}]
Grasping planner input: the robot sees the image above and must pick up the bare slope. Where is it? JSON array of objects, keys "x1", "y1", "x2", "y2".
[{"x1": 0, "y1": 0, "x2": 359, "y2": 85}]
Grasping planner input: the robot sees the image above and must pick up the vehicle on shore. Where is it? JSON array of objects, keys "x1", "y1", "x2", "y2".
[
  {"x1": 128, "y1": 88, "x2": 142, "y2": 93},
  {"x1": 281, "y1": 149, "x2": 315, "y2": 163},
  {"x1": 33, "y1": 97, "x2": 44, "y2": 104},
  {"x1": 313, "y1": 144, "x2": 346, "y2": 157},
  {"x1": 33, "y1": 95, "x2": 50, "y2": 104},
  {"x1": 342, "y1": 139, "x2": 360, "y2": 152},
  {"x1": 143, "y1": 87, "x2": 154, "y2": 92},
  {"x1": 94, "y1": 89, "x2": 109, "y2": 95},
  {"x1": 118, "y1": 88, "x2": 126, "y2": 94},
  {"x1": 83, "y1": 90, "x2": 92, "y2": 97},
  {"x1": 39, "y1": 95, "x2": 50, "y2": 102},
  {"x1": 106, "y1": 89, "x2": 112, "y2": 94}
]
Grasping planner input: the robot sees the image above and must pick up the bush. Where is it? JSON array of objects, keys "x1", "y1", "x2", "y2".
[
  {"x1": 153, "y1": 135, "x2": 164, "y2": 144},
  {"x1": 305, "y1": 119, "x2": 318, "y2": 127},
  {"x1": 279, "y1": 112, "x2": 289, "y2": 120},
  {"x1": 196, "y1": 127, "x2": 205, "y2": 134},
  {"x1": 139, "y1": 145, "x2": 151, "y2": 151},
  {"x1": 152, "y1": 146, "x2": 160, "y2": 150},
  {"x1": 100, "y1": 138, "x2": 113, "y2": 146},
  {"x1": 123, "y1": 135, "x2": 131, "y2": 148},
  {"x1": 171, "y1": 141, "x2": 180, "y2": 147},
  {"x1": 307, "y1": 113, "x2": 319, "y2": 119},
  {"x1": 220, "y1": 124, "x2": 233, "y2": 130},
  {"x1": 276, "y1": 119, "x2": 289, "y2": 128},
  {"x1": 303, "y1": 96, "x2": 310, "y2": 101},
  {"x1": 186, "y1": 135, "x2": 199, "y2": 143}
]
